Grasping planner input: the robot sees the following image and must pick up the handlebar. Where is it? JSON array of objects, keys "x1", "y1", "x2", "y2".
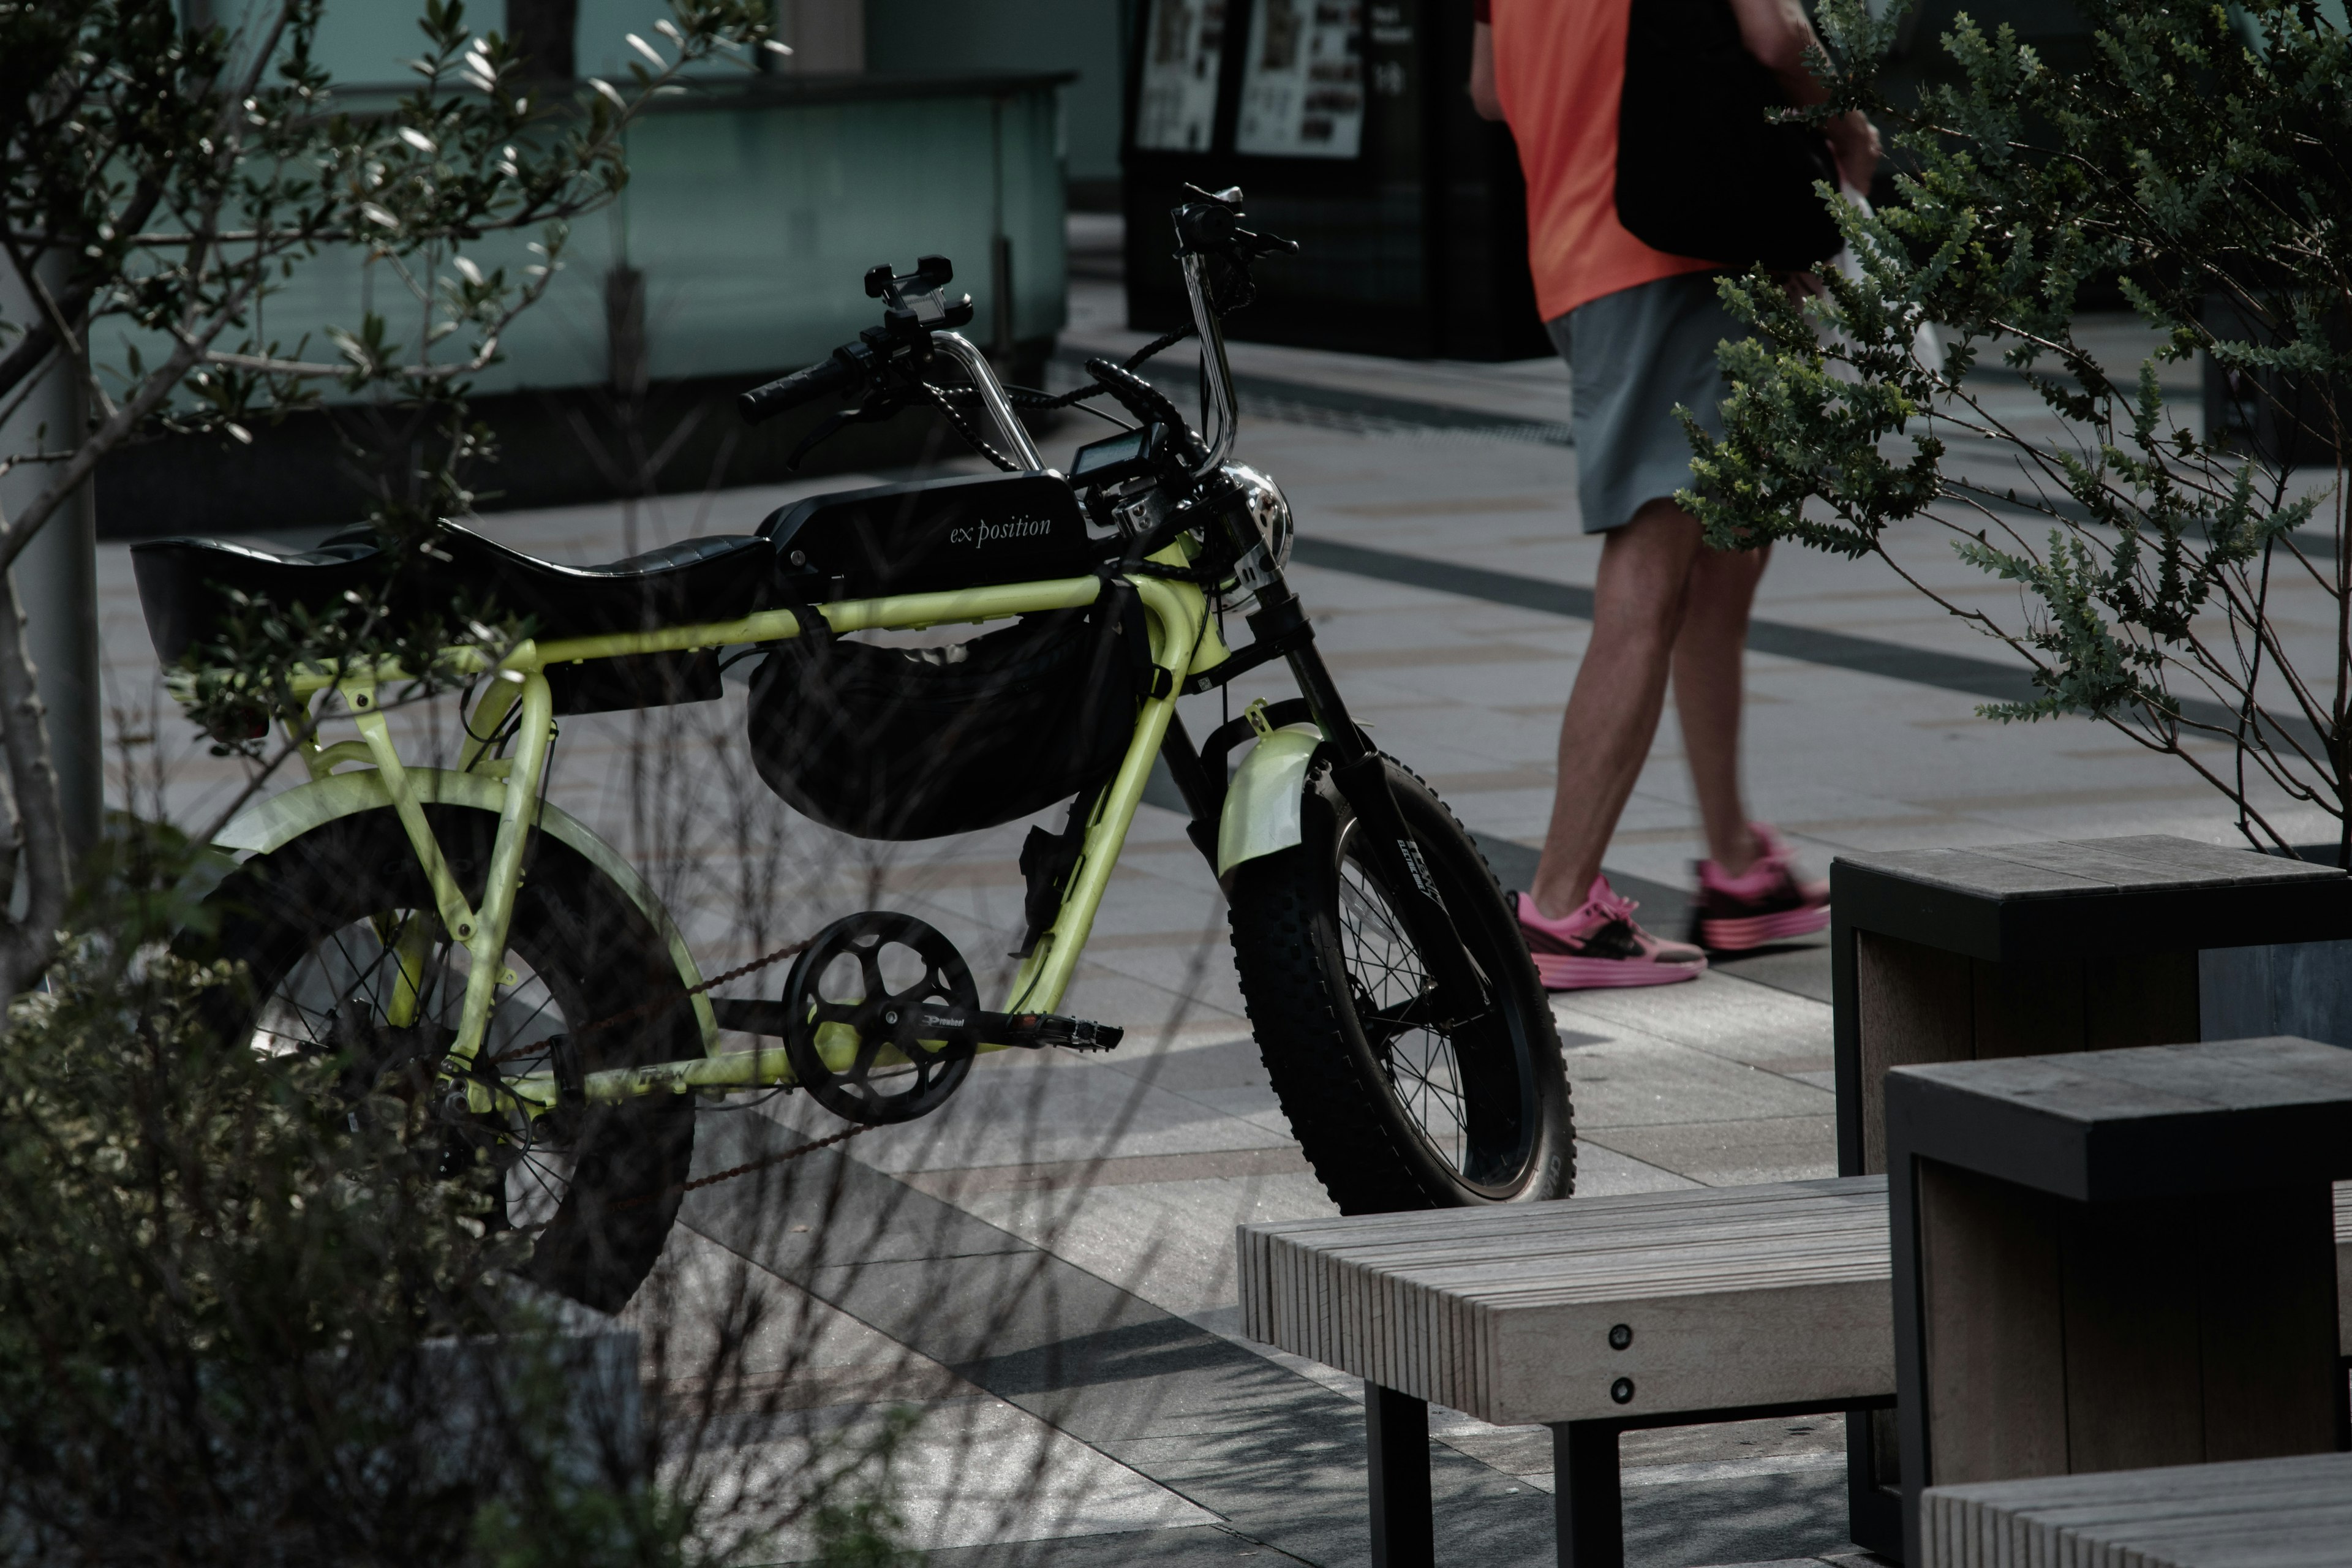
[
  {"x1": 738, "y1": 347, "x2": 872, "y2": 425},
  {"x1": 1169, "y1": 187, "x2": 1294, "y2": 478},
  {"x1": 737, "y1": 195, "x2": 1291, "y2": 480}
]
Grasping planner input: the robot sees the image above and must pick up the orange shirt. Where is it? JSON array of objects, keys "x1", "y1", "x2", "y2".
[{"x1": 1485, "y1": 0, "x2": 1717, "y2": 319}]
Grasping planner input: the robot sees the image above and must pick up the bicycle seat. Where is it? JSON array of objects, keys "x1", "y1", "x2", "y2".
[{"x1": 133, "y1": 523, "x2": 775, "y2": 665}]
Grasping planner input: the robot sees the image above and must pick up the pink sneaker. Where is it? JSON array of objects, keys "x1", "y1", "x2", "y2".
[
  {"x1": 1692, "y1": 824, "x2": 1830, "y2": 952},
  {"x1": 1513, "y1": 880, "x2": 1708, "y2": 991}
]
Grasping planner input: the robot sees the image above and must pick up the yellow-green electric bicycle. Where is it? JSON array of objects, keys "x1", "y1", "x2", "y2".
[{"x1": 135, "y1": 191, "x2": 1572, "y2": 1310}]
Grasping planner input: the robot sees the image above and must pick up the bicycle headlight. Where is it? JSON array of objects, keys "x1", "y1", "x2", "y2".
[{"x1": 1216, "y1": 462, "x2": 1293, "y2": 606}]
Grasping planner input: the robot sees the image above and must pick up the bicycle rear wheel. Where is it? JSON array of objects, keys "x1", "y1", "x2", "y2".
[
  {"x1": 198, "y1": 807, "x2": 697, "y2": 1310},
  {"x1": 1228, "y1": 753, "x2": 1574, "y2": 1212}
]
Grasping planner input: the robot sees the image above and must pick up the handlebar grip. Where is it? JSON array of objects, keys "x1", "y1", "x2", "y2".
[{"x1": 739, "y1": 350, "x2": 864, "y2": 425}]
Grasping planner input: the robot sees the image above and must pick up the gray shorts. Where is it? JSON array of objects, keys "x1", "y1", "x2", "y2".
[{"x1": 1550, "y1": 270, "x2": 1746, "y2": 535}]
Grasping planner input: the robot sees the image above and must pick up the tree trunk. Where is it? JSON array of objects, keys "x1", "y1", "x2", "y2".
[
  {"x1": 0, "y1": 565, "x2": 69, "y2": 1005},
  {"x1": 505, "y1": 0, "x2": 578, "y2": 81}
]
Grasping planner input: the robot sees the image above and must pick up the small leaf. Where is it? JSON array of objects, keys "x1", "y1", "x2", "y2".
[
  {"x1": 451, "y1": 255, "x2": 483, "y2": 285},
  {"x1": 587, "y1": 77, "x2": 628, "y2": 111},
  {"x1": 763, "y1": 39, "x2": 794, "y2": 56},
  {"x1": 625, "y1": 33, "x2": 666, "y2": 69},
  {"x1": 358, "y1": 202, "x2": 399, "y2": 229},
  {"x1": 396, "y1": 126, "x2": 437, "y2": 154}
]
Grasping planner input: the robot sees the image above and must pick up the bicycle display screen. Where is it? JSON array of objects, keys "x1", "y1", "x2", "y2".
[{"x1": 1071, "y1": 425, "x2": 1164, "y2": 488}]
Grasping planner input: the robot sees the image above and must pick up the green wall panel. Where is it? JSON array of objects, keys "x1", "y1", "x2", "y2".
[
  {"x1": 108, "y1": 7, "x2": 1068, "y2": 401},
  {"x1": 867, "y1": 0, "x2": 1126, "y2": 187}
]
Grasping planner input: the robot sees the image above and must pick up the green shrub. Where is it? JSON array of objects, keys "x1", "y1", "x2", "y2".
[{"x1": 1686, "y1": 0, "x2": 2352, "y2": 862}]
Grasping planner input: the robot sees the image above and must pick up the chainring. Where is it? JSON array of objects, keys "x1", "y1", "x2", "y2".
[{"x1": 781, "y1": 912, "x2": 981, "y2": 1125}]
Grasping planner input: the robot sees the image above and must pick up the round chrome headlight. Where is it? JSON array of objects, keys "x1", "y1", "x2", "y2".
[{"x1": 1217, "y1": 462, "x2": 1293, "y2": 605}]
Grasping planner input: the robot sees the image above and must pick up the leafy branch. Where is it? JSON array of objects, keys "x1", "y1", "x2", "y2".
[
  {"x1": 0, "y1": 0, "x2": 781, "y2": 1000},
  {"x1": 1682, "y1": 0, "x2": 2352, "y2": 862}
]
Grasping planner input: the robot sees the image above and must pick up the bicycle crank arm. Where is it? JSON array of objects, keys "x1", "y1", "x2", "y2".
[{"x1": 709, "y1": 997, "x2": 1122, "y2": 1053}]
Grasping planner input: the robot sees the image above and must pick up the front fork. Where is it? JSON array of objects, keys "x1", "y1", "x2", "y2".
[{"x1": 1210, "y1": 503, "x2": 1491, "y2": 1020}]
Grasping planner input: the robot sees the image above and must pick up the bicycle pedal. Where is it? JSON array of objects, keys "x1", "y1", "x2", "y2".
[{"x1": 993, "y1": 1011, "x2": 1124, "y2": 1052}]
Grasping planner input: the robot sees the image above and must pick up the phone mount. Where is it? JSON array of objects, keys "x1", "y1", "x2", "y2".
[{"x1": 864, "y1": 255, "x2": 975, "y2": 346}]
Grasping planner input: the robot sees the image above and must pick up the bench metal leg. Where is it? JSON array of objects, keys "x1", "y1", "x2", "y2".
[
  {"x1": 1365, "y1": 1383, "x2": 1433, "y2": 1568},
  {"x1": 1552, "y1": 1420, "x2": 1623, "y2": 1568}
]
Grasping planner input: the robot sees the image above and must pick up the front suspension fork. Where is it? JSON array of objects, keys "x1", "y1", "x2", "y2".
[{"x1": 1238, "y1": 570, "x2": 1491, "y2": 1022}]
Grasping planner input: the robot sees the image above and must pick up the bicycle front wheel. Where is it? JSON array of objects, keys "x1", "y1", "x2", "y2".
[{"x1": 1228, "y1": 753, "x2": 1574, "y2": 1213}]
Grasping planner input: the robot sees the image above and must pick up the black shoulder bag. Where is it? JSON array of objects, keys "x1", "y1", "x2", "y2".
[{"x1": 1613, "y1": 0, "x2": 1843, "y2": 271}]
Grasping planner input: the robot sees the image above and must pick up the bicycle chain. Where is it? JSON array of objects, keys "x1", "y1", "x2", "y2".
[
  {"x1": 481, "y1": 931, "x2": 816, "y2": 1070},
  {"x1": 584, "y1": 932, "x2": 818, "y2": 1039},
  {"x1": 477, "y1": 929, "x2": 877, "y2": 1207},
  {"x1": 575, "y1": 932, "x2": 883, "y2": 1209}
]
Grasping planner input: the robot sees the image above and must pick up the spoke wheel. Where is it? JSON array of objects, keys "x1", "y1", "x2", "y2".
[
  {"x1": 196, "y1": 807, "x2": 698, "y2": 1311},
  {"x1": 1228, "y1": 752, "x2": 1573, "y2": 1212},
  {"x1": 252, "y1": 908, "x2": 583, "y2": 1237},
  {"x1": 1334, "y1": 836, "x2": 1482, "y2": 1179}
]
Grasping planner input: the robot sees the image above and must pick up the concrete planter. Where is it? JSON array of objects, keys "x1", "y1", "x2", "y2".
[{"x1": 407, "y1": 1283, "x2": 644, "y2": 1494}]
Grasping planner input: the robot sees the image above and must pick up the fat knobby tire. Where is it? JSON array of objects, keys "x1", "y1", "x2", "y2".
[
  {"x1": 195, "y1": 807, "x2": 697, "y2": 1311},
  {"x1": 1227, "y1": 753, "x2": 1574, "y2": 1214}
]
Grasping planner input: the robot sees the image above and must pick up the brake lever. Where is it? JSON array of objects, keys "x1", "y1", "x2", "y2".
[{"x1": 1239, "y1": 226, "x2": 1301, "y2": 262}]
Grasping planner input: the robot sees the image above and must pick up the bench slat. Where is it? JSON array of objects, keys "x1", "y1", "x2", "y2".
[
  {"x1": 1923, "y1": 1450, "x2": 2352, "y2": 1568},
  {"x1": 1239, "y1": 1177, "x2": 2352, "y2": 1429}
]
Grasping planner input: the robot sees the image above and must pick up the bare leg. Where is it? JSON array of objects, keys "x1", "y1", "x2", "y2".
[
  {"x1": 1529, "y1": 502, "x2": 1702, "y2": 919},
  {"x1": 1673, "y1": 541, "x2": 1771, "y2": 877}
]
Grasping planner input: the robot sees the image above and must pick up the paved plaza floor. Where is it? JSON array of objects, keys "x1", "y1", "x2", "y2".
[{"x1": 89, "y1": 249, "x2": 2337, "y2": 1565}]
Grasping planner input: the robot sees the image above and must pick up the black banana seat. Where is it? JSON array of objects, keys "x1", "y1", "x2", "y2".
[{"x1": 132, "y1": 522, "x2": 775, "y2": 715}]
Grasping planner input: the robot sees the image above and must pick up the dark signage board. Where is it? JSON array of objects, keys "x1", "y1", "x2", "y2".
[{"x1": 1121, "y1": 0, "x2": 1549, "y2": 361}]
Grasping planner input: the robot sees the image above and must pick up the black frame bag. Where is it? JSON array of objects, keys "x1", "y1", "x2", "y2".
[
  {"x1": 747, "y1": 598, "x2": 1144, "y2": 842},
  {"x1": 1613, "y1": 0, "x2": 1843, "y2": 271}
]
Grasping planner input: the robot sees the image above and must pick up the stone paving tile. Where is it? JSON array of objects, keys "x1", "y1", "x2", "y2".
[
  {"x1": 1557, "y1": 972, "x2": 1834, "y2": 1069},
  {"x1": 1554, "y1": 1022, "x2": 1836, "y2": 1131},
  {"x1": 693, "y1": 1396, "x2": 1215, "y2": 1561},
  {"x1": 1571, "y1": 1141, "x2": 1705, "y2": 1197},
  {"x1": 1580, "y1": 1117, "x2": 1844, "y2": 1188},
  {"x1": 957, "y1": 1170, "x2": 1339, "y2": 1326},
  {"x1": 1435, "y1": 1412, "x2": 1853, "y2": 1497}
]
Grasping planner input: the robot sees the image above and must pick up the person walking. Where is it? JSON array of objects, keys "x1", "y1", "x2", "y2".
[{"x1": 1468, "y1": 0, "x2": 1877, "y2": 989}]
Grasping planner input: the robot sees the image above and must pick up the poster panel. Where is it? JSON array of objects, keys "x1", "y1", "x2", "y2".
[
  {"x1": 1136, "y1": 0, "x2": 1229, "y2": 152},
  {"x1": 1235, "y1": 0, "x2": 1364, "y2": 159}
]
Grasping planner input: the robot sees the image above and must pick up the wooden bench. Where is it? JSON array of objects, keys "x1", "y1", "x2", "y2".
[
  {"x1": 1237, "y1": 1177, "x2": 2352, "y2": 1568},
  {"x1": 1920, "y1": 1451, "x2": 2352, "y2": 1568},
  {"x1": 1887, "y1": 1036, "x2": 2352, "y2": 1560},
  {"x1": 1830, "y1": 834, "x2": 2352, "y2": 1549}
]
